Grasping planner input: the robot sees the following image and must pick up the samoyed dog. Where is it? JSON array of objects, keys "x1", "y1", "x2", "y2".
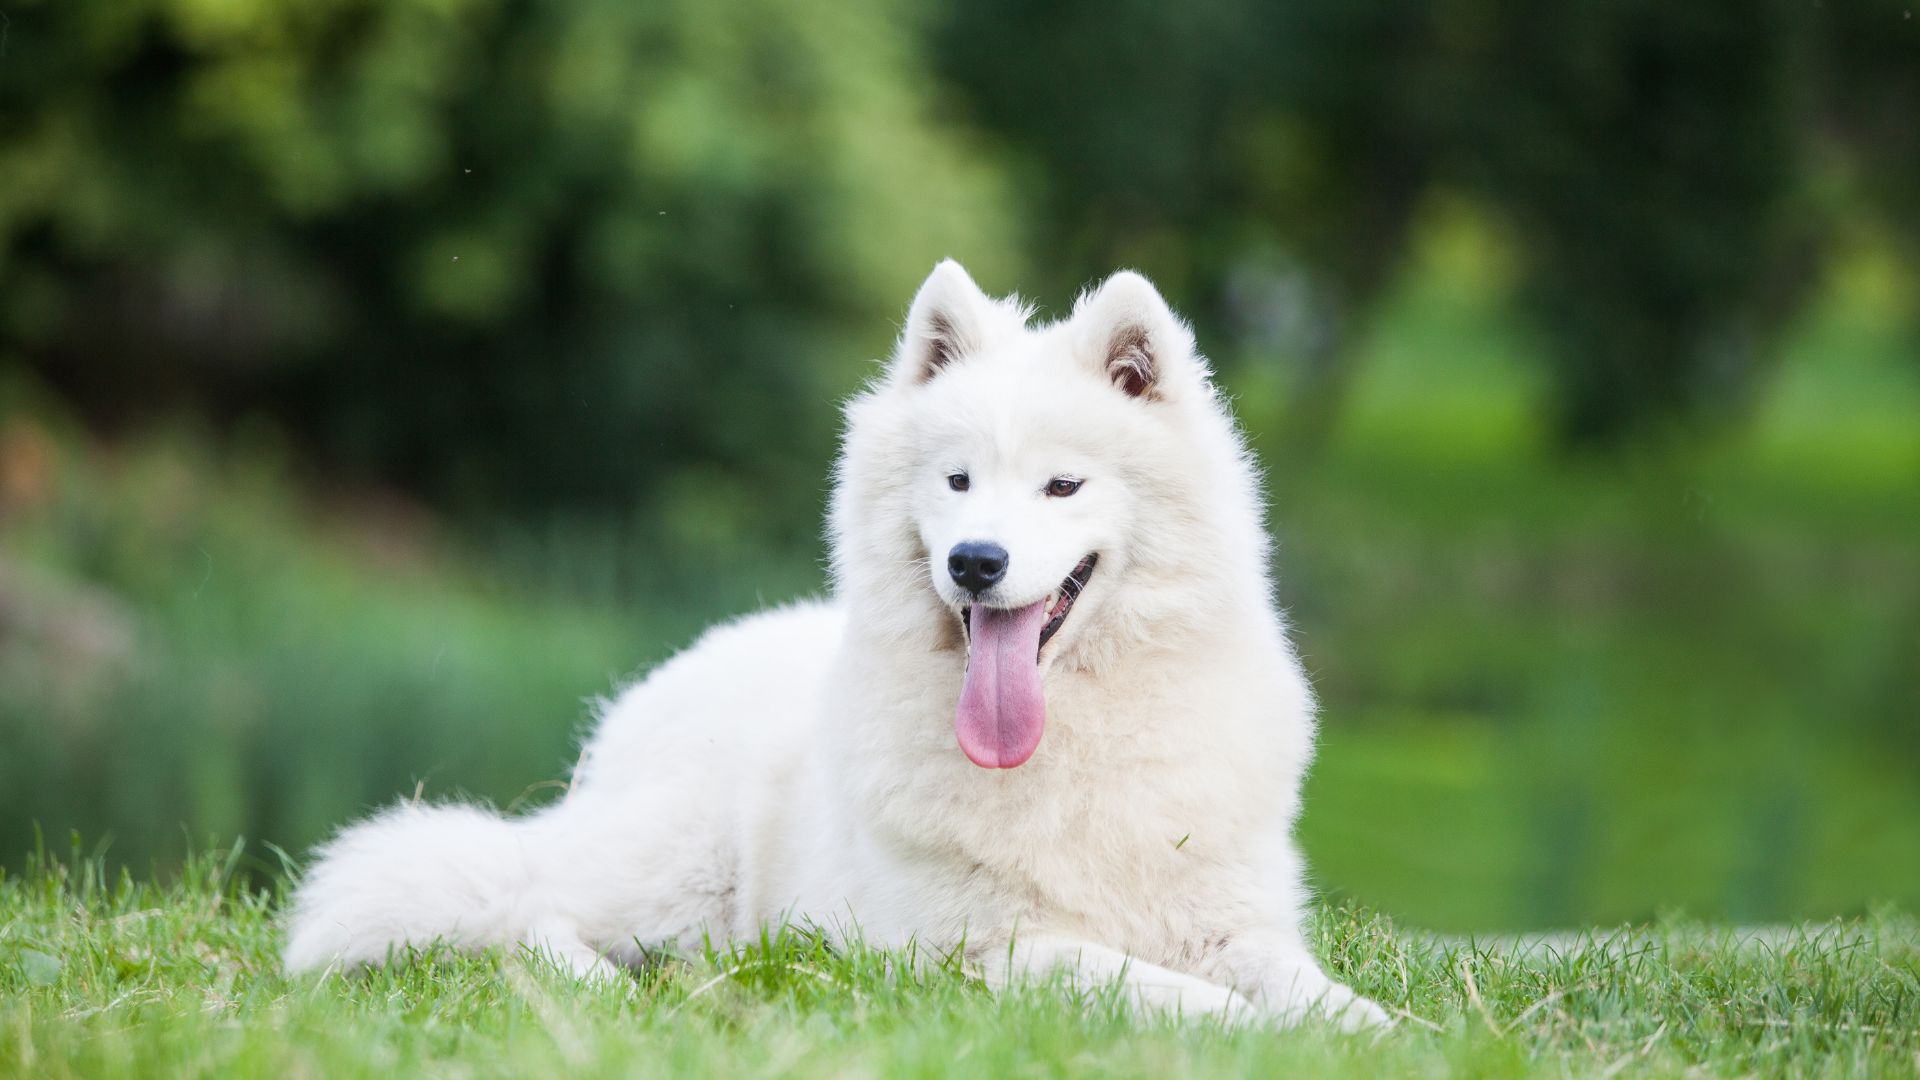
[{"x1": 284, "y1": 261, "x2": 1387, "y2": 1028}]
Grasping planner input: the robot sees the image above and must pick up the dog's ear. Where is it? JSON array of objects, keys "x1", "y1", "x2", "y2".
[
  {"x1": 890, "y1": 260, "x2": 1004, "y2": 384},
  {"x1": 1071, "y1": 270, "x2": 1197, "y2": 401}
]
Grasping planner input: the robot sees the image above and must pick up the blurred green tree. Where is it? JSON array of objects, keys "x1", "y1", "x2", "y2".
[
  {"x1": 1444, "y1": 0, "x2": 1815, "y2": 445},
  {"x1": 937, "y1": 0, "x2": 1909, "y2": 448},
  {"x1": 2, "y1": 0, "x2": 1916, "y2": 511},
  {"x1": 936, "y1": 0, "x2": 1437, "y2": 444},
  {"x1": 0, "y1": 0, "x2": 1021, "y2": 529},
  {"x1": 1818, "y1": 0, "x2": 1920, "y2": 353}
]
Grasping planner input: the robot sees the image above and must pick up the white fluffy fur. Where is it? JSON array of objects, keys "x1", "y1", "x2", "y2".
[{"x1": 284, "y1": 262, "x2": 1387, "y2": 1029}]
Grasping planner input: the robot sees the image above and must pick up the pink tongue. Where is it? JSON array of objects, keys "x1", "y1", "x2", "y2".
[{"x1": 955, "y1": 600, "x2": 1050, "y2": 769}]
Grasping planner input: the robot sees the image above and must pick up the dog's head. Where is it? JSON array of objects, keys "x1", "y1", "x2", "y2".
[{"x1": 831, "y1": 261, "x2": 1273, "y2": 769}]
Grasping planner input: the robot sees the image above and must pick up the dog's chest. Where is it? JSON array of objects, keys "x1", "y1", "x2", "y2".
[
  {"x1": 835, "y1": 648, "x2": 1301, "y2": 943},
  {"x1": 878, "y1": 731, "x2": 1272, "y2": 938}
]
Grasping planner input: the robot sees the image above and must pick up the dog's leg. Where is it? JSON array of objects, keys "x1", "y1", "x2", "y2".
[
  {"x1": 523, "y1": 917, "x2": 621, "y2": 984},
  {"x1": 1211, "y1": 932, "x2": 1390, "y2": 1031},
  {"x1": 977, "y1": 935, "x2": 1256, "y2": 1022}
]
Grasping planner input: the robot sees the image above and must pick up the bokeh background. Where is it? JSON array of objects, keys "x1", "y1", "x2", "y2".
[{"x1": 2, "y1": 0, "x2": 1917, "y2": 932}]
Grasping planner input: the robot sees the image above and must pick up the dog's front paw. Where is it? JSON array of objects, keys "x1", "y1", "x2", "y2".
[
  {"x1": 1315, "y1": 980, "x2": 1392, "y2": 1032},
  {"x1": 1254, "y1": 974, "x2": 1393, "y2": 1032},
  {"x1": 1197, "y1": 988, "x2": 1268, "y2": 1028}
]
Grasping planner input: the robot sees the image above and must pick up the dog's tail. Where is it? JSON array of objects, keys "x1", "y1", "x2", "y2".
[{"x1": 283, "y1": 801, "x2": 551, "y2": 974}]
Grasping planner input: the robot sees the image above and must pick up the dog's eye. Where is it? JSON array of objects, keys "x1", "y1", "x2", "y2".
[
  {"x1": 1046, "y1": 477, "x2": 1082, "y2": 498},
  {"x1": 948, "y1": 473, "x2": 970, "y2": 493}
]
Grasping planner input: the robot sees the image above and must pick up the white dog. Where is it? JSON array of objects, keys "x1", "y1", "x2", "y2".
[{"x1": 284, "y1": 262, "x2": 1387, "y2": 1029}]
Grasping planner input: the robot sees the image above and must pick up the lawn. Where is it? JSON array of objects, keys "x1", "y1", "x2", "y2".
[{"x1": 2, "y1": 846, "x2": 1914, "y2": 1078}]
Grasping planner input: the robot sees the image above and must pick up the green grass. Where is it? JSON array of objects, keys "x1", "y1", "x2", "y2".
[{"x1": 2, "y1": 846, "x2": 1915, "y2": 1078}]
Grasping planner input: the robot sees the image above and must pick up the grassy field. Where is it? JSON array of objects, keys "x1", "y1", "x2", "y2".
[{"x1": 1, "y1": 847, "x2": 1915, "y2": 1078}]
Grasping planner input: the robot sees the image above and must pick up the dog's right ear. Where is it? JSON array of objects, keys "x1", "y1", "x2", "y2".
[{"x1": 889, "y1": 260, "x2": 1002, "y2": 384}]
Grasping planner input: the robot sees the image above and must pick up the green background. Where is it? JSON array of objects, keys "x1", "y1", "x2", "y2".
[{"x1": 1, "y1": 0, "x2": 1916, "y2": 932}]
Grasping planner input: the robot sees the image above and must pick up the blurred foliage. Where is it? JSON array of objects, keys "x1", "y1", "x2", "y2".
[
  {"x1": 936, "y1": 0, "x2": 1918, "y2": 446},
  {"x1": 2, "y1": 0, "x2": 1918, "y2": 519},
  {"x1": 0, "y1": 0, "x2": 1019, "y2": 530}
]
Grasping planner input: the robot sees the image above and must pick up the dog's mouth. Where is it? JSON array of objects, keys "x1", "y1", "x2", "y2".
[
  {"x1": 952, "y1": 554, "x2": 1097, "y2": 770},
  {"x1": 960, "y1": 553, "x2": 1098, "y2": 659}
]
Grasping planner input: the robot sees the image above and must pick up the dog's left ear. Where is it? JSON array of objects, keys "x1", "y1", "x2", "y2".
[{"x1": 1071, "y1": 271, "x2": 1197, "y2": 401}]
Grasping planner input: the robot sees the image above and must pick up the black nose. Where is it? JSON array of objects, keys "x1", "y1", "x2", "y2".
[{"x1": 947, "y1": 541, "x2": 1009, "y2": 595}]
